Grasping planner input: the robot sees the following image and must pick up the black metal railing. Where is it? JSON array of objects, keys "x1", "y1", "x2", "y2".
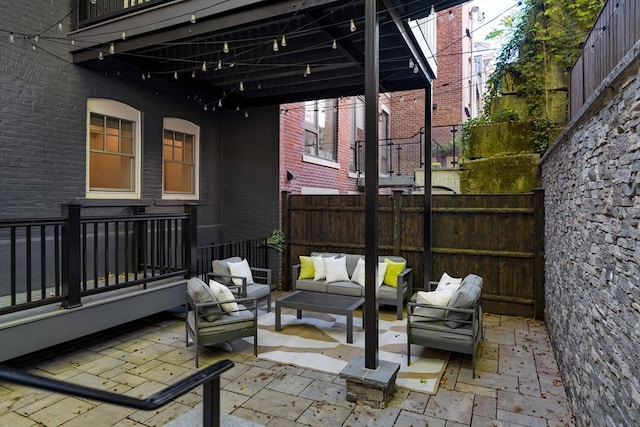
[
  {"x1": 196, "y1": 238, "x2": 268, "y2": 281},
  {"x1": 0, "y1": 204, "x2": 197, "y2": 315},
  {"x1": 354, "y1": 129, "x2": 425, "y2": 177},
  {"x1": 0, "y1": 359, "x2": 233, "y2": 427},
  {"x1": 78, "y1": 0, "x2": 172, "y2": 28}
]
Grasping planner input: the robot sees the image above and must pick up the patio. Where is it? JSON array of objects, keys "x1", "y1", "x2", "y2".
[{"x1": 0, "y1": 292, "x2": 574, "y2": 427}]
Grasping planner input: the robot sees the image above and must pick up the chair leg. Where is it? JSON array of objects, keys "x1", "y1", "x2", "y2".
[{"x1": 266, "y1": 293, "x2": 271, "y2": 313}]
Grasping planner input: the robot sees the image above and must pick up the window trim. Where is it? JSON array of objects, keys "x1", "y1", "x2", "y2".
[
  {"x1": 162, "y1": 117, "x2": 200, "y2": 200},
  {"x1": 86, "y1": 98, "x2": 142, "y2": 199},
  {"x1": 304, "y1": 99, "x2": 337, "y2": 161}
]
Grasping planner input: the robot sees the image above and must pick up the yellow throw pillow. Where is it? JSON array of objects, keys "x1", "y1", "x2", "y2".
[
  {"x1": 298, "y1": 256, "x2": 315, "y2": 279},
  {"x1": 383, "y1": 258, "x2": 406, "y2": 288}
]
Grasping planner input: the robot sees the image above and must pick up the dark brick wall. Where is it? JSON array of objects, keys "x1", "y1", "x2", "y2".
[{"x1": 0, "y1": 0, "x2": 225, "y2": 245}]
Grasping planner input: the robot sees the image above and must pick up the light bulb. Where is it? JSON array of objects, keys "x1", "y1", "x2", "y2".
[
  {"x1": 236, "y1": 105, "x2": 240, "y2": 111},
  {"x1": 229, "y1": 62, "x2": 235, "y2": 67},
  {"x1": 272, "y1": 39, "x2": 279, "y2": 52},
  {"x1": 191, "y1": 70, "x2": 196, "y2": 78},
  {"x1": 217, "y1": 59, "x2": 222, "y2": 70},
  {"x1": 448, "y1": 10, "x2": 454, "y2": 21},
  {"x1": 223, "y1": 41, "x2": 229, "y2": 53},
  {"x1": 121, "y1": 30, "x2": 126, "y2": 40},
  {"x1": 204, "y1": 104, "x2": 207, "y2": 111},
  {"x1": 58, "y1": 22, "x2": 63, "y2": 31},
  {"x1": 190, "y1": 12, "x2": 196, "y2": 24},
  {"x1": 34, "y1": 35, "x2": 39, "y2": 43},
  {"x1": 147, "y1": 72, "x2": 151, "y2": 79},
  {"x1": 202, "y1": 61, "x2": 207, "y2": 72},
  {"x1": 109, "y1": 43, "x2": 115, "y2": 54},
  {"x1": 174, "y1": 71, "x2": 178, "y2": 79},
  {"x1": 350, "y1": 19, "x2": 356, "y2": 32},
  {"x1": 32, "y1": 44, "x2": 36, "y2": 51},
  {"x1": 239, "y1": 81, "x2": 244, "y2": 91},
  {"x1": 142, "y1": 73, "x2": 146, "y2": 80},
  {"x1": 218, "y1": 99, "x2": 222, "y2": 107},
  {"x1": 98, "y1": 51, "x2": 104, "y2": 60},
  {"x1": 413, "y1": 65, "x2": 419, "y2": 74},
  {"x1": 71, "y1": 38, "x2": 75, "y2": 46},
  {"x1": 305, "y1": 64, "x2": 311, "y2": 75},
  {"x1": 90, "y1": 0, "x2": 96, "y2": 4},
  {"x1": 332, "y1": 39, "x2": 337, "y2": 49},
  {"x1": 9, "y1": 32, "x2": 15, "y2": 43},
  {"x1": 258, "y1": 83, "x2": 261, "y2": 89},
  {"x1": 245, "y1": 110, "x2": 249, "y2": 118},
  {"x1": 409, "y1": 58, "x2": 414, "y2": 69},
  {"x1": 281, "y1": 35, "x2": 286, "y2": 47}
]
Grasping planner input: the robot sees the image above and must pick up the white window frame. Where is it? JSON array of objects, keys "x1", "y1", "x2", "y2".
[
  {"x1": 86, "y1": 98, "x2": 142, "y2": 199},
  {"x1": 162, "y1": 117, "x2": 200, "y2": 200}
]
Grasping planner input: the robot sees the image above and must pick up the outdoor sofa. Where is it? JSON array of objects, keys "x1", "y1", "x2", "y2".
[{"x1": 291, "y1": 252, "x2": 413, "y2": 319}]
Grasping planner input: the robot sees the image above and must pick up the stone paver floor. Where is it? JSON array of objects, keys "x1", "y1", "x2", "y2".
[{"x1": 0, "y1": 301, "x2": 574, "y2": 427}]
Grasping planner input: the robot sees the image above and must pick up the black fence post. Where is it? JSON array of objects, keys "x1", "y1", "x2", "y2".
[
  {"x1": 184, "y1": 204, "x2": 198, "y2": 278},
  {"x1": 133, "y1": 206, "x2": 146, "y2": 275},
  {"x1": 61, "y1": 204, "x2": 82, "y2": 309}
]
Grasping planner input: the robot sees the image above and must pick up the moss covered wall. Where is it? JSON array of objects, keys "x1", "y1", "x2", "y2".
[{"x1": 459, "y1": 154, "x2": 540, "y2": 193}]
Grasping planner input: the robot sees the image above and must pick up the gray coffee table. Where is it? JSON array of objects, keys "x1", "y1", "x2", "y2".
[{"x1": 275, "y1": 291, "x2": 365, "y2": 344}]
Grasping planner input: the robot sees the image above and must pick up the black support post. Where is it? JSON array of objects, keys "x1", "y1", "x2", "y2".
[
  {"x1": 364, "y1": 0, "x2": 379, "y2": 370},
  {"x1": 423, "y1": 85, "x2": 433, "y2": 290},
  {"x1": 184, "y1": 204, "x2": 198, "y2": 278},
  {"x1": 61, "y1": 204, "x2": 82, "y2": 309}
]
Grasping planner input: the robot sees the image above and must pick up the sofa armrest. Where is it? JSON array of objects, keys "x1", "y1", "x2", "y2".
[
  {"x1": 397, "y1": 267, "x2": 413, "y2": 295},
  {"x1": 291, "y1": 264, "x2": 301, "y2": 290},
  {"x1": 250, "y1": 267, "x2": 272, "y2": 288}
]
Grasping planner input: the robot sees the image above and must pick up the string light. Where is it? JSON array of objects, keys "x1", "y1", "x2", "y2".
[
  {"x1": 223, "y1": 41, "x2": 229, "y2": 53},
  {"x1": 239, "y1": 81, "x2": 244, "y2": 91},
  {"x1": 174, "y1": 71, "x2": 178, "y2": 79},
  {"x1": 408, "y1": 58, "x2": 414, "y2": 68},
  {"x1": 245, "y1": 110, "x2": 249, "y2": 118},
  {"x1": 281, "y1": 35, "x2": 286, "y2": 47},
  {"x1": 121, "y1": 30, "x2": 126, "y2": 40},
  {"x1": 9, "y1": 32, "x2": 14, "y2": 43},
  {"x1": 98, "y1": 51, "x2": 104, "y2": 60},
  {"x1": 192, "y1": 70, "x2": 196, "y2": 78},
  {"x1": 350, "y1": 19, "x2": 356, "y2": 32},
  {"x1": 109, "y1": 42, "x2": 115, "y2": 54},
  {"x1": 413, "y1": 65, "x2": 419, "y2": 73},
  {"x1": 142, "y1": 73, "x2": 146, "y2": 80},
  {"x1": 305, "y1": 64, "x2": 311, "y2": 75},
  {"x1": 58, "y1": 22, "x2": 63, "y2": 31},
  {"x1": 332, "y1": 39, "x2": 337, "y2": 49},
  {"x1": 34, "y1": 35, "x2": 39, "y2": 43},
  {"x1": 190, "y1": 12, "x2": 196, "y2": 24},
  {"x1": 217, "y1": 59, "x2": 222, "y2": 70},
  {"x1": 204, "y1": 104, "x2": 208, "y2": 111},
  {"x1": 218, "y1": 99, "x2": 222, "y2": 107},
  {"x1": 90, "y1": 0, "x2": 96, "y2": 4},
  {"x1": 71, "y1": 38, "x2": 75, "y2": 46},
  {"x1": 272, "y1": 39, "x2": 279, "y2": 52},
  {"x1": 236, "y1": 105, "x2": 240, "y2": 111},
  {"x1": 202, "y1": 61, "x2": 207, "y2": 71}
]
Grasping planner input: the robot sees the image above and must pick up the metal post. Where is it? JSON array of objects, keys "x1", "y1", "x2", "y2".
[
  {"x1": 61, "y1": 204, "x2": 82, "y2": 308},
  {"x1": 202, "y1": 376, "x2": 220, "y2": 427},
  {"x1": 451, "y1": 124, "x2": 457, "y2": 167},
  {"x1": 364, "y1": 0, "x2": 379, "y2": 370},
  {"x1": 184, "y1": 204, "x2": 198, "y2": 277},
  {"x1": 423, "y1": 86, "x2": 433, "y2": 290}
]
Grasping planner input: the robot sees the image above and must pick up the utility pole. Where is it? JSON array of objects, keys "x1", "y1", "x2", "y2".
[{"x1": 451, "y1": 124, "x2": 457, "y2": 167}]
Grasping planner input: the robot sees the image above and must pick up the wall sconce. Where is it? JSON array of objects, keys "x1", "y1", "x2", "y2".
[{"x1": 287, "y1": 170, "x2": 297, "y2": 180}]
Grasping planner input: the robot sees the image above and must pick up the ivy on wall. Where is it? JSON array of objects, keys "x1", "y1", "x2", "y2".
[{"x1": 477, "y1": 0, "x2": 604, "y2": 154}]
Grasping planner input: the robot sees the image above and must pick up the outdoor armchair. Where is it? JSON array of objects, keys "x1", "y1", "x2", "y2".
[
  {"x1": 208, "y1": 256, "x2": 272, "y2": 312},
  {"x1": 185, "y1": 277, "x2": 258, "y2": 368},
  {"x1": 406, "y1": 274, "x2": 484, "y2": 378}
]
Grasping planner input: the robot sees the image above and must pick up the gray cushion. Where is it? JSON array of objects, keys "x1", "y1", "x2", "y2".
[
  {"x1": 444, "y1": 274, "x2": 483, "y2": 328},
  {"x1": 295, "y1": 279, "x2": 328, "y2": 293},
  {"x1": 211, "y1": 256, "x2": 243, "y2": 285},
  {"x1": 344, "y1": 254, "x2": 363, "y2": 277},
  {"x1": 326, "y1": 280, "x2": 364, "y2": 297},
  {"x1": 187, "y1": 277, "x2": 223, "y2": 321},
  {"x1": 187, "y1": 305, "x2": 254, "y2": 332}
]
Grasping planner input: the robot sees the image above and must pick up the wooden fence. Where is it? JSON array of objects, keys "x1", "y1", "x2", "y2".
[
  {"x1": 570, "y1": 0, "x2": 640, "y2": 120},
  {"x1": 282, "y1": 190, "x2": 545, "y2": 319}
]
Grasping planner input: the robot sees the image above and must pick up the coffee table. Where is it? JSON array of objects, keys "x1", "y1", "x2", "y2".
[{"x1": 275, "y1": 291, "x2": 365, "y2": 344}]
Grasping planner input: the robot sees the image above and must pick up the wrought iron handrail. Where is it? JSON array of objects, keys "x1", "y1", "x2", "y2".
[{"x1": 0, "y1": 359, "x2": 234, "y2": 427}]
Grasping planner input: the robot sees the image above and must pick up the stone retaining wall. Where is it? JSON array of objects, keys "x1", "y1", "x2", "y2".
[{"x1": 540, "y1": 42, "x2": 640, "y2": 426}]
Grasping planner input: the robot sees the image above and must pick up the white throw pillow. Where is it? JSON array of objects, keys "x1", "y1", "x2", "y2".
[
  {"x1": 324, "y1": 257, "x2": 350, "y2": 283},
  {"x1": 414, "y1": 289, "x2": 455, "y2": 320},
  {"x1": 435, "y1": 272, "x2": 462, "y2": 292},
  {"x1": 209, "y1": 280, "x2": 239, "y2": 316},
  {"x1": 227, "y1": 259, "x2": 255, "y2": 286},
  {"x1": 350, "y1": 258, "x2": 388, "y2": 287},
  {"x1": 312, "y1": 255, "x2": 334, "y2": 281}
]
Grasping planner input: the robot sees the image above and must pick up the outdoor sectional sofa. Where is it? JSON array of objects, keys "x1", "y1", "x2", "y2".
[{"x1": 291, "y1": 252, "x2": 413, "y2": 319}]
